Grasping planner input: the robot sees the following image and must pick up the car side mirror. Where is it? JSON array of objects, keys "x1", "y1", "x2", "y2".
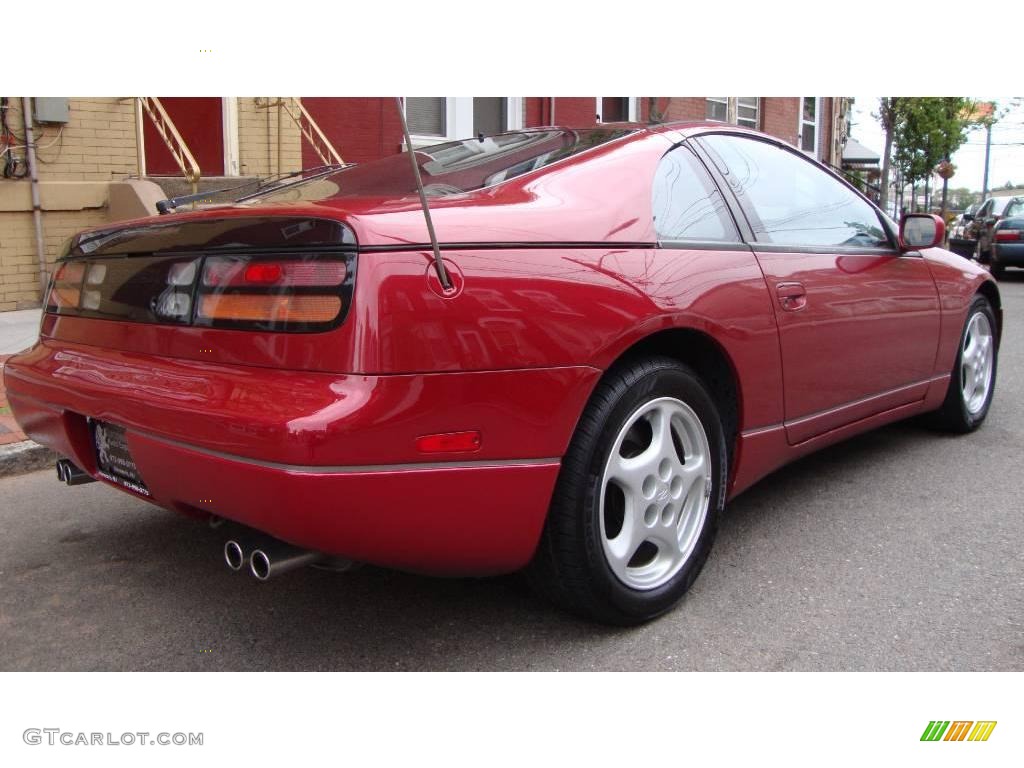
[
  {"x1": 962, "y1": 213, "x2": 974, "y2": 222},
  {"x1": 900, "y1": 213, "x2": 945, "y2": 250}
]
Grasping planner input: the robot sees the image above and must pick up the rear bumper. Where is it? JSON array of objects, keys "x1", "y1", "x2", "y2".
[
  {"x1": 4, "y1": 340, "x2": 599, "y2": 575},
  {"x1": 993, "y1": 241, "x2": 1024, "y2": 266}
]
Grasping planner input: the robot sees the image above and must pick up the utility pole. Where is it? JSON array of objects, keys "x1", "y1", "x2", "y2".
[{"x1": 981, "y1": 121, "x2": 992, "y2": 201}]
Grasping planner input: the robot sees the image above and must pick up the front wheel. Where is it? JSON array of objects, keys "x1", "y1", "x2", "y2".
[
  {"x1": 928, "y1": 295, "x2": 998, "y2": 432},
  {"x1": 527, "y1": 358, "x2": 727, "y2": 625}
]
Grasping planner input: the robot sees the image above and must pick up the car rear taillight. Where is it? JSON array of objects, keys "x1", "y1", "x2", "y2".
[
  {"x1": 197, "y1": 294, "x2": 342, "y2": 324},
  {"x1": 45, "y1": 252, "x2": 355, "y2": 333},
  {"x1": 995, "y1": 229, "x2": 1022, "y2": 242},
  {"x1": 195, "y1": 255, "x2": 351, "y2": 330},
  {"x1": 202, "y1": 259, "x2": 347, "y2": 288},
  {"x1": 45, "y1": 262, "x2": 85, "y2": 310}
]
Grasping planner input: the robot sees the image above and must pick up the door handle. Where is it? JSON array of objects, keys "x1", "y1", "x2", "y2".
[{"x1": 775, "y1": 282, "x2": 807, "y2": 311}]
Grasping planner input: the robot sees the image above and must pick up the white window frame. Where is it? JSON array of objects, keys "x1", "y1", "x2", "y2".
[
  {"x1": 735, "y1": 97, "x2": 759, "y2": 130},
  {"x1": 705, "y1": 97, "x2": 730, "y2": 123},
  {"x1": 798, "y1": 97, "x2": 820, "y2": 157},
  {"x1": 222, "y1": 97, "x2": 240, "y2": 176},
  {"x1": 595, "y1": 97, "x2": 638, "y2": 123},
  {"x1": 404, "y1": 97, "x2": 524, "y2": 149},
  {"x1": 706, "y1": 97, "x2": 759, "y2": 129}
]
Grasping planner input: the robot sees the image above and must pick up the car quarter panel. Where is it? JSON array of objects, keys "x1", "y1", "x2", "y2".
[{"x1": 355, "y1": 246, "x2": 783, "y2": 432}]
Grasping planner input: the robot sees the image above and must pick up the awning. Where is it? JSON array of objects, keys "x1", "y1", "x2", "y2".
[{"x1": 842, "y1": 137, "x2": 881, "y2": 167}]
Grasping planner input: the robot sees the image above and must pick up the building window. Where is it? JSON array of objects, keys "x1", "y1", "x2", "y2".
[
  {"x1": 706, "y1": 97, "x2": 729, "y2": 122},
  {"x1": 406, "y1": 97, "x2": 447, "y2": 137},
  {"x1": 404, "y1": 98, "x2": 524, "y2": 146},
  {"x1": 800, "y1": 97, "x2": 818, "y2": 155},
  {"x1": 473, "y1": 98, "x2": 506, "y2": 136},
  {"x1": 706, "y1": 97, "x2": 758, "y2": 128},
  {"x1": 596, "y1": 97, "x2": 637, "y2": 123},
  {"x1": 736, "y1": 97, "x2": 759, "y2": 129}
]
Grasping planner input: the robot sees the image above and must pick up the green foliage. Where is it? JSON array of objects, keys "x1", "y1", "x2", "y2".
[
  {"x1": 891, "y1": 97, "x2": 973, "y2": 187},
  {"x1": 946, "y1": 187, "x2": 980, "y2": 209}
]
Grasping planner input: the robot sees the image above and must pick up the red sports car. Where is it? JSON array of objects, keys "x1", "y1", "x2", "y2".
[{"x1": 3, "y1": 123, "x2": 1001, "y2": 624}]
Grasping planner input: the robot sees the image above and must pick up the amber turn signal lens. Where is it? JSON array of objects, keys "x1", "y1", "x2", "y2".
[
  {"x1": 53, "y1": 262, "x2": 85, "y2": 283},
  {"x1": 48, "y1": 285, "x2": 81, "y2": 309},
  {"x1": 197, "y1": 294, "x2": 342, "y2": 323}
]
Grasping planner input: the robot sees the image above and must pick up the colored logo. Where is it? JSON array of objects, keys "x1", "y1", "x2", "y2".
[{"x1": 921, "y1": 721, "x2": 997, "y2": 742}]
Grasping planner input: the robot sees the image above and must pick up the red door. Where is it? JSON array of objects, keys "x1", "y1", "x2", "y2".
[
  {"x1": 144, "y1": 97, "x2": 224, "y2": 176},
  {"x1": 754, "y1": 251, "x2": 940, "y2": 443},
  {"x1": 697, "y1": 133, "x2": 940, "y2": 444}
]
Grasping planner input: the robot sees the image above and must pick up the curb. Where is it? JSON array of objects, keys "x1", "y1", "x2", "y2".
[{"x1": 0, "y1": 440, "x2": 57, "y2": 478}]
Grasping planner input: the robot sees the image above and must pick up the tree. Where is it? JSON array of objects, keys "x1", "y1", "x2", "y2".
[
  {"x1": 876, "y1": 98, "x2": 901, "y2": 215},
  {"x1": 945, "y1": 187, "x2": 979, "y2": 210},
  {"x1": 891, "y1": 98, "x2": 972, "y2": 214}
]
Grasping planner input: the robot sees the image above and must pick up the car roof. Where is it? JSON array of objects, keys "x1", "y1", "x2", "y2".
[{"x1": 990, "y1": 196, "x2": 1021, "y2": 213}]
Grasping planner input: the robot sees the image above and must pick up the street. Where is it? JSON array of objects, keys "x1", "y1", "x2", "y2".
[{"x1": 1, "y1": 277, "x2": 1022, "y2": 672}]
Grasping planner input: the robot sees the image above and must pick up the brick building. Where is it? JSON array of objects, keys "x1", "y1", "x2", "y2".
[{"x1": 0, "y1": 96, "x2": 848, "y2": 311}]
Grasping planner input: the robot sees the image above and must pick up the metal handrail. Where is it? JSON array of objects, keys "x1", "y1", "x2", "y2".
[
  {"x1": 138, "y1": 97, "x2": 201, "y2": 195},
  {"x1": 281, "y1": 98, "x2": 344, "y2": 166}
]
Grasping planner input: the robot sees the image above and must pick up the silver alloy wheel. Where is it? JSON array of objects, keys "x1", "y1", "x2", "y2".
[
  {"x1": 961, "y1": 310, "x2": 995, "y2": 415},
  {"x1": 599, "y1": 396, "x2": 711, "y2": 591}
]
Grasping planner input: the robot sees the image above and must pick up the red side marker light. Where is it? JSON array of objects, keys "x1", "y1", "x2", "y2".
[{"x1": 415, "y1": 431, "x2": 482, "y2": 454}]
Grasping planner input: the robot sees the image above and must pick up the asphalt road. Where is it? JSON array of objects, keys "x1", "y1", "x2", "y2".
[{"x1": 2, "y1": 278, "x2": 1023, "y2": 672}]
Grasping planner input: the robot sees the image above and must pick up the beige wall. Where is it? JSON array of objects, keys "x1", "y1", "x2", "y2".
[
  {"x1": 0, "y1": 207, "x2": 109, "y2": 311},
  {"x1": 4, "y1": 97, "x2": 139, "y2": 182},
  {"x1": 1, "y1": 96, "x2": 307, "y2": 310},
  {"x1": 238, "y1": 98, "x2": 303, "y2": 179},
  {"x1": 1, "y1": 98, "x2": 138, "y2": 309}
]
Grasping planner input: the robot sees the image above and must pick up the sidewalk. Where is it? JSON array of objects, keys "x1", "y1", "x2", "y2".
[
  {"x1": 0, "y1": 308, "x2": 42, "y2": 355},
  {"x1": 1, "y1": 309, "x2": 54, "y2": 475},
  {"x1": 0, "y1": 354, "x2": 24, "y2": 446},
  {"x1": 0, "y1": 309, "x2": 41, "y2": 444}
]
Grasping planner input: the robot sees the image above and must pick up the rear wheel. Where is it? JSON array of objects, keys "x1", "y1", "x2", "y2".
[
  {"x1": 990, "y1": 249, "x2": 1005, "y2": 277},
  {"x1": 527, "y1": 358, "x2": 727, "y2": 625},
  {"x1": 929, "y1": 295, "x2": 997, "y2": 432}
]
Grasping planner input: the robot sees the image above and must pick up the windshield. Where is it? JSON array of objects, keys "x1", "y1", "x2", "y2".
[{"x1": 240, "y1": 127, "x2": 636, "y2": 205}]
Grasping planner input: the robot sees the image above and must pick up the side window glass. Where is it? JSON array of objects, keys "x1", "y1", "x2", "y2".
[
  {"x1": 700, "y1": 134, "x2": 890, "y2": 248},
  {"x1": 652, "y1": 145, "x2": 738, "y2": 242}
]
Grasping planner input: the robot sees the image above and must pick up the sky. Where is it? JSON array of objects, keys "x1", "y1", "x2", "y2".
[{"x1": 848, "y1": 96, "x2": 1024, "y2": 193}]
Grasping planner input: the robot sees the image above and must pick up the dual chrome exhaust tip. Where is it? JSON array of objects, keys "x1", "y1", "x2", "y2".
[
  {"x1": 55, "y1": 459, "x2": 96, "y2": 486},
  {"x1": 223, "y1": 536, "x2": 350, "y2": 581}
]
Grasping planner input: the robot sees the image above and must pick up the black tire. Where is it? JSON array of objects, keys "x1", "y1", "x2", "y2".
[
  {"x1": 990, "y1": 249, "x2": 1005, "y2": 278},
  {"x1": 976, "y1": 239, "x2": 992, "y2": 265},
  {"x1": 928, "y1": 294, "x2": 998, "y2": 433},
  {"x1": 527, "y1": 357, "x2": 727, "y2": 625}
]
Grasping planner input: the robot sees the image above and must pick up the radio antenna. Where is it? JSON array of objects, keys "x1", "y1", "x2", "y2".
[{"x1": 395, "y1": 97, "x2": 452, "y2": 291}]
